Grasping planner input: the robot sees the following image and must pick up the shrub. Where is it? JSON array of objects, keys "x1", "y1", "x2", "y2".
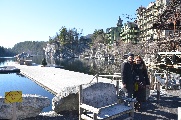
[{"x1": 41, "y1": 58, "x2": 47, "y2": 66}]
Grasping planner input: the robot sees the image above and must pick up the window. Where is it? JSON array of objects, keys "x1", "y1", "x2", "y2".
[
  {"x1": 174, "y1": 31, "x2": 179, "y2": 36},
  {"x1": 169, "y1": 31, "x2": 173, "y2": 37}
]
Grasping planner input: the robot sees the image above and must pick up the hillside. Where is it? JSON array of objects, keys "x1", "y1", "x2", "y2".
[{"x1": 12, "y1": 41, "x2": 47, "y2": 55}]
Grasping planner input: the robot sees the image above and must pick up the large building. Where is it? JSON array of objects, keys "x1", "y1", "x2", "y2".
[
  {"x1": 153, "y1": 0, "x2": 181, "y2": 37},
  {"x1": 105, "y1": 0, "x2": 180, "y2": 45},
  {"x1": 106, "y1": 16, "x2": 139, "y2": 44},
  {"x1": 106, "y1": 16, "x2": 123, "y2": 44},
  {"x1": 152, "y1": 0, "x2": 181, "y2": 51},
  {"x1": 120, "y1": 22, "x2": 139, "y2": 43},
  {"x1": 136, "y1": 0, "x2": 175, "y2": 42}
]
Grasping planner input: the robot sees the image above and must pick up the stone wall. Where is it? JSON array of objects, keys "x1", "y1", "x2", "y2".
[{"x1": 0, "y1": 94, "x2": 50, "y2": 119}]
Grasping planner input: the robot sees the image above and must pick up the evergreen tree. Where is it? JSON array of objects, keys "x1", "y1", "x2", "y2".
[{"x1": 41, "y1": 58, "x2": 47, "y2": 66}]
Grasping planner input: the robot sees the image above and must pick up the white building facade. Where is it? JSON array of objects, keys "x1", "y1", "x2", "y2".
[{"x1": 136, "y1": 0, "x2": 176, "y2": 42}]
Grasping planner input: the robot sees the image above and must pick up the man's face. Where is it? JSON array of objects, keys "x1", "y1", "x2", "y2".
[{"x1": 128, "y1": 56, "x2": 134, "y2": 62}]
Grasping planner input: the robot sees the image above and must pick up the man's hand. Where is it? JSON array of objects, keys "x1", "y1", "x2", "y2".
[
  {"x1": 146, "y1": 85, "x2": 150, "y2": 89},
  {"x1": 123, "y1": 84, "x2": 126, "y2": 88},
  {"x1": 122, "y1": 84, "x2": 127, "y2": 92}
]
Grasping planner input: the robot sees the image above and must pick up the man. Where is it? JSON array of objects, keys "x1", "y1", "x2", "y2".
[{"x1": 121, "y1": 52, "x2": 134, "y2": 98}]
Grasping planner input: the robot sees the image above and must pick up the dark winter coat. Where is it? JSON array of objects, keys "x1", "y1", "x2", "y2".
[
  {"x1": 133, "y1": 63, "x2": 150, "y2": 102},
  {"x1": 133, "y1": 64, "x2": 150, "y2": 85},
  {"x1": 121, "y1": 61, "x2": 134, "y2": 96}
]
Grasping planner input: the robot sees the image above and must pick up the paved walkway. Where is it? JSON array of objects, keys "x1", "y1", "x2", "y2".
[{"x1": 13, "y1": 63, "x2": 116, "y2": 95}]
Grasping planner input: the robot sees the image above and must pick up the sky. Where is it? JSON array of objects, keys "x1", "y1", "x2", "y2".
[{"x1": 0, "y1": 0, "x2": 155, "y2": 48}]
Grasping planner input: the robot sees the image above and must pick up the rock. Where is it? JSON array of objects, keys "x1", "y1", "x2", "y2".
[
  {"x1": 39, "y1": 111, "x2": 63, "y2": 117},
  {"x1": 0, "y1": 94, "x2": 50, "y2": 119},
  {"x1": 52, "y1": 82, "x2": 117, "y2": 114},
  {"x1": 52, "y1": 86, "x2": 79, "y2": 113}
]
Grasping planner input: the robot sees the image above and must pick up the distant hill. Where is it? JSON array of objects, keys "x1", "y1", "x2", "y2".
[
  {"x1": 0, "y1": 46, "x2": 15, "y2": 57},
  {"x1": 12, "y1": 41, "x2": 47, "y2": 55}
]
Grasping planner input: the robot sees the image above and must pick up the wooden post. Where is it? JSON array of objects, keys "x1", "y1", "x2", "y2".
[
  {"x1": 146, "y1": 71, "x2": 151, "y2": 99},
  {"x1": 79, "y1": 85, "x2": 83, "y2": 120},
  {"x1": 154, "y1": 71, "x2": 157, "y2": 90},
  {"x1": 93, "y1": 113, "x2": 97, "y2": 120},
  {"x1": 154, "y1": 71, "x2": 160, "y2": 102},
  {"x1": 116, "y1": 80, "x2": 119, "y2": 96},
  {"x1": 157, "y1": 82, "x2": 160, "y2": 102},
  {"x1": 178, "y1": 107, "x2": 181, "y2": 120},
  {"x1": 165, "y1": 68, "x2": 168, "y2": 91},
  {"x1": 150, "y1": 72, "x2": 153, "y2": 90},
  {"x1": 12, "y1": 103, "x2": 16, "y2": 120},
  {"x1": 129, "y1": 101, "x2": 134, "y2": 117},
  {"x1": 96, "y1": 74, "x2": 98, "y2": 83}
]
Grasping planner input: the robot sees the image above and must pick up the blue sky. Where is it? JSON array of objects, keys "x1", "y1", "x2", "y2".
[{"x1": 0, "y1": 0, "x2": 154, "y2": 48}]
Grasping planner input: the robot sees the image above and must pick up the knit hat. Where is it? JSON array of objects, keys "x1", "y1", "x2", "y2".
[{"x1": 127, "y1": 52, "x2": 134, "y2": 57}]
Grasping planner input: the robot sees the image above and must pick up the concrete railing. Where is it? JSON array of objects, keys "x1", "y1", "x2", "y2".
[
  {"x1": 154, "y1": 72, "x2": 168, "y2": 101},
  {"x1": 178, "y1": 107, "x2": 181, "y2": 120}
]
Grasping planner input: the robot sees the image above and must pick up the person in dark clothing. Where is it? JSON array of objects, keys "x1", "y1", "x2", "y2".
[
  {"x1": 133, "y1": 55, "x2": 150, "y2": 111},
  {"x1": 121, "y1": 52, "x2": 135, "y2": 98}
]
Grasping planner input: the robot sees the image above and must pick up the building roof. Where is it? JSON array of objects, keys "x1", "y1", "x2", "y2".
[{"x1": 124, "y1": 22, "x2": 138, "y2": 28}]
